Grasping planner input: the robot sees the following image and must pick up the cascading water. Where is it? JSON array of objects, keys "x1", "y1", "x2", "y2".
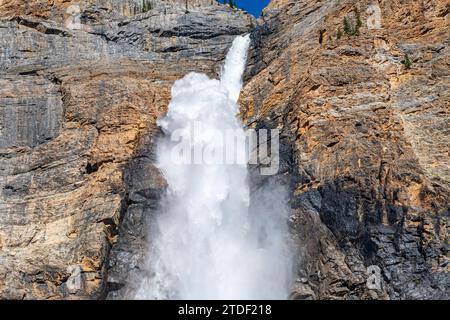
[{"x1": 135, "y1": 35, "x2": 292, "y2": 300}]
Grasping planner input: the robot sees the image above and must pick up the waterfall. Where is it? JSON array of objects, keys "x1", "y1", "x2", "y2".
[{"x1": 135, "y1": 35, "x2": 292, "y2": 300}]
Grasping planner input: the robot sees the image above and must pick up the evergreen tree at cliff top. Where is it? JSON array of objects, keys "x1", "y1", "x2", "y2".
[{"x1": 221, "y1": 0, "x2": 237, "y2": 9}]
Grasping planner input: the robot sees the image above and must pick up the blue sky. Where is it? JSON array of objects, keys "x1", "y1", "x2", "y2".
[{"x1": 227, "y1": 0, "x2": 271, "y2": 17}]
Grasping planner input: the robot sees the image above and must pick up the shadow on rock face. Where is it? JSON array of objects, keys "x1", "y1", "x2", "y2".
[{"x1": 106, "y1": 129, "x2": 167, "y2": 300}]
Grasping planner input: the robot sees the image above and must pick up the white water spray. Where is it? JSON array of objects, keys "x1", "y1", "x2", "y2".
[{"x1": 135, "y1": 35, "x2": 292, "y2": 299}]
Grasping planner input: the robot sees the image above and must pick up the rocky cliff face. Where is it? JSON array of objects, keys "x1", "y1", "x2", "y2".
[
  {"x1": 0, "y1": 0, "x2": 448, "y2": 300},
  {"x1": 0, "y1": 0, "x2": 254, "y2": 299},
  {"x1": 242, "y1": 0, "x2": 449, "y2": 299}
]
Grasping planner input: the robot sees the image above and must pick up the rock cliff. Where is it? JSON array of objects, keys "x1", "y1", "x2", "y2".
[
  {"x1": 0, "y1": 0, "x2": 448, "y2": 299},
  {"x1": 242, "y1": 0, "x2": 449, "y2": 299},
  {"x1": 0, "y1": 0, "x2": 254, "y2": 299}
]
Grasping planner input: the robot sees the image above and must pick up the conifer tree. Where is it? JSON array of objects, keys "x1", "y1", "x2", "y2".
[{"x1": 343, "y1": 17, "x2": 352, "y2": 35}]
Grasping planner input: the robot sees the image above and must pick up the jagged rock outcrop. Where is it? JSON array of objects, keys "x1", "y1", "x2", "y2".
[
  {"x1": 0, "y1": 0, "x2": 254, "y2": 299},
  {"x1": 242, "y1": 0, "x2": 449, "y2": 299},
  {"x1": 0, "y1": 0, "x2": 448, "y2": 300}
]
